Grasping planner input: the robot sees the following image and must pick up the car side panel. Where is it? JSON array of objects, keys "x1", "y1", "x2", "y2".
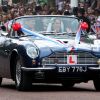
[{"x1": 0, "y1": 37, "x2": 13, "y2": 78}]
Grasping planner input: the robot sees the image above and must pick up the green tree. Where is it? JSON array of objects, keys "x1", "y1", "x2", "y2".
[{"x1": 38, "y1": 0, "x2": 48, "y2": 5}]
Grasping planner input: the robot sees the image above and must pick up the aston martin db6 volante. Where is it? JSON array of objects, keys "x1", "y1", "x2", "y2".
[{"x1": 0, "y1": 15, "x2": 100, "y2": 91}]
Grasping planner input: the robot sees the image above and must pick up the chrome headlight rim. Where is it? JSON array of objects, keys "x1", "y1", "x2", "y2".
[{"x1": 26, "y1": 45, "x2": 39, "y2": 59}]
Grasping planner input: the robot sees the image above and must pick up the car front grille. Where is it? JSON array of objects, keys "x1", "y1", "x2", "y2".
[{"x1": 42, "y1": 51, "x2": 98, "y2": 65}]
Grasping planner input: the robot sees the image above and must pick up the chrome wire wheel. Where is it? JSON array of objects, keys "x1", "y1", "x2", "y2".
[
  {"x1": 15, "y1": 56, "x2": 32, "y2": 91},
  {"x1": 16, "y1": 59, "x2": 22, "y2": 87}
]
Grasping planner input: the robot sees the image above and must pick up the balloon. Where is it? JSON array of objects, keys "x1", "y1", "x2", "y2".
[
  {"x1": 12, "y1": 23, "x2": 21, "y2": 31},
  {"x1": 81, "y1": 22, "x2": 88, "y2": 30}
]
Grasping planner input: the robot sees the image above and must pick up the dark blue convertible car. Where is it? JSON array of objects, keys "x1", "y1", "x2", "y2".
[{"x1": 0, "y1": 15, "x2": 100, "y2": 91}]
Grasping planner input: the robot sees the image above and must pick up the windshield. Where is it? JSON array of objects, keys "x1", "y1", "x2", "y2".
[{"x1": 16, "y1": 16, "x2": 79, "y2": 35}]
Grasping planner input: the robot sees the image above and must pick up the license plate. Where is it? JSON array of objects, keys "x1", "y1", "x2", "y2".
[{"x1": 58, "y1": 66, "x2": 87, "y2": 73}]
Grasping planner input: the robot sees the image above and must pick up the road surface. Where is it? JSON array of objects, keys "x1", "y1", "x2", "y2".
[{"x1": 0, "y1": 79, "x2": 100, "y2": 100}]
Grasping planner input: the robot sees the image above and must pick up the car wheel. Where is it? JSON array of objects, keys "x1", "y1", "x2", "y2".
[
  {"x1": 93, "y1": 79, "x2": 100, "y2": 91},
  {"x1": 62, "y1": 82, "x2": 74, "y2": 88},
  {"x1": 15, "y1": 57, "x2": 32, "y2": 91},
  {"x1": 0, "y1": 77, "x2": 2, "y2": 86}
]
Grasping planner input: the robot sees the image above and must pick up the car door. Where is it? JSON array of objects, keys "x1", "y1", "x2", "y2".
[{"x1": 0, "y1": 33, "x2": 12, "y2": 78}]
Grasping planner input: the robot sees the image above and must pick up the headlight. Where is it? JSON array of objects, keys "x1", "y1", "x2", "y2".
[{"x1": 26, "y1": 46, "x2": 39, "y2": 59}]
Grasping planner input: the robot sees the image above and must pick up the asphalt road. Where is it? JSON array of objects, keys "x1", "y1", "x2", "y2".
[{"x1": 0, "y1": 79, "x2": 100, "y2": 100}]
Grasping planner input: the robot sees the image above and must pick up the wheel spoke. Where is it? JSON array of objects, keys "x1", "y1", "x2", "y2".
[
  {"x1": 15, "y1": 58, "x2": 32, "y2": 91},
  {"x1": 16, "y1": 60, "x2": 21, "y2": 86}
]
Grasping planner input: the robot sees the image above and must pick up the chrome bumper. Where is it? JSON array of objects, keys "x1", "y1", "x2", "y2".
[
  {"x1": 21, "y1": 67, "x2": 56, "y2": 71},
  {"x1": 21, "y1": 64, "x2": 100, "y2": 72},
  {"x1": 88, "y1": 66, "x2": 100, "y2": 71}
]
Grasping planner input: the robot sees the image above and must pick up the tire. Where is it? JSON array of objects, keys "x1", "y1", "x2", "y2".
[
  {"x1": 0, "y1": 77, "x2": 2, "y2": 86},
  {"x1": 62, "y1": 82, "x2": 74, "y2": 88},
  {"x1": 93, "y1": 79, "x2": 100, "y2": 91},
  {"x1": 15, "y1": 56, "x2": 32, "y2": 91}
]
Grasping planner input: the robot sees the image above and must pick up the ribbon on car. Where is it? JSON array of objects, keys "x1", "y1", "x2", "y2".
[
  {"x1": 12, "y1": 22, "x2": 88, "y2": 53},
  {"x1": 21, "y1": 27, "x2": 64, "y2": 45},
  {"x1": 21, "y1": 27, "x2": 77, "y2": 52},
  {"x1": 21, "y1": 27, "x2": 68, "y2": 52},
  {"x1": 12, "y1": 22, "x2": 69, "y2": 52},
  {"x1": 75, "y1": 22, "x2": 88, "y2": 44},
  {"x1": 75, "y1": 24, "x2": 82, "y2": 44}
]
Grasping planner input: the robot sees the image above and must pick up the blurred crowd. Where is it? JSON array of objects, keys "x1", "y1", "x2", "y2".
[{"x1": 0, "y1": 0, "x2": 100, "y2": 32}]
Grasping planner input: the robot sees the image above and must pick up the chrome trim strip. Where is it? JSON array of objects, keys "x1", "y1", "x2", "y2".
[
  {"x1": 89, "y1": 65, "x2": 100, "y2": 70},
  {"x1": 43, "y1": 64, "x2": 98, "y2": 66},
  {"x1": 21, "y1": 67, "x2": 56, "y2": 71}
]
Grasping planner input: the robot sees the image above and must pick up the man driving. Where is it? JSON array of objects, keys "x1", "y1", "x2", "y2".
[{"x1": 47, "y1": 18, "x2": 64, "y2": 33}]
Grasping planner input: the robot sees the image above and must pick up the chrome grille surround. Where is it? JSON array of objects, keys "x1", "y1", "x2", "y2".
[{"x1": 42, "y1": 51, "x2": 98, "y2": 65}]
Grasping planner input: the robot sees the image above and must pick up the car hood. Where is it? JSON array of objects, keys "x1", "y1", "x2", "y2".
[
  {"x1": 17, "y1": 36, "x2": 68, "y2": 58},
  {"x1": 29, "y1": 38, "x2": 68, "y2": 58},
  {"x1": 26, "y1": 37, "x2": 94, "y2": 58},
  {"x1": 33, "y1": 38, "x2": 100, "y2": 58}
]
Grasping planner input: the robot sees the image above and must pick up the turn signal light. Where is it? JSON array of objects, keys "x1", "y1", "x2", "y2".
[{"x1": 32, "y1": 60, "x2": 36, "y2": 64}]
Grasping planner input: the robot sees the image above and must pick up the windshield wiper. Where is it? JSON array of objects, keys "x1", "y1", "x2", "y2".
[
  {"x1": 13, "y1": 35, "x2": 34, "y2": 38},
  {"x1": 39, "y1": 31, "x2": 56, "y2": 34},
  {"x1": 67, "y1": 32, "x2": 76, "y2": 36},
  {"x1": 40, "y1": 31, "x2": 68, "y2": 35},
  {"x1": 20, "y1": 35, "x2": 34, "y2": 37}
]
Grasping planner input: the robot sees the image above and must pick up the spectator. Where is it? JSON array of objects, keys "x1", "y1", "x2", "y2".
[
  {"x1": 2, "y1": 5, "x2": 8, "y2": 13},
  {"x1": 63, "y1": 10, "x2": 70, "y2": 15},
  {"x1": 0, "y1": 0, "x2": 99, "y2": 34},
  {"x1": 92, "y1": 17, "x2": 100, "y2": 39},
  {"x1": 77, "y1": 8, "x2": 91, "y2": 32},
  {"x1": 0, "y1": 15, "x2": 3, "y2": 25},
  {"x1": 94, "y1": 8, "x2": 100, "y2": 20},
  {"x1": 63, "y1": 3, "x2": 71, "y2": 13},
  {"x1": 96, "y1": 0, "x2": 100, "y2": 9},
  {"x1": 57, "y1": 0, "x2": 64, "y2": 11},
  {"x1": 42, "y1": 3, "x2": 49, "y2": 15},
  {"x1": 34, "y1": 5, "x2": 42, "y2": 15},
  {"x1": 56, "y1": 10, "x2": 63, "y2": 15},
  {"x1": 0, "y1": 6, "x2": 3, "y2": 14},
  {"x1": 2, "y1": 14, "x2": 8, "y2": 23},
  {"x1": 87, "y1": 7, "x2": 95, "y2": 25},
  {"x1": 72, "y1": 7, "x2": 78, "y2": 16},
  {"x1": 48, "y1": 7, "x2": 57, "y2": 15}
]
